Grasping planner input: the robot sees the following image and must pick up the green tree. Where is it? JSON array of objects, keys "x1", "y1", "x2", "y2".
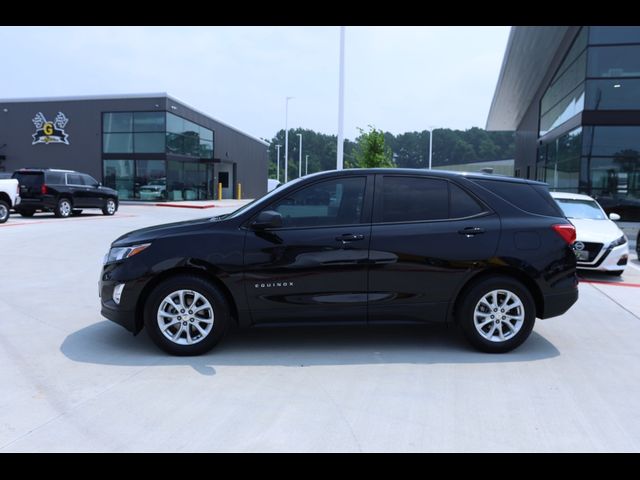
[{"x1": 353, "y1": 125, "x2": 395, "y2": 168}]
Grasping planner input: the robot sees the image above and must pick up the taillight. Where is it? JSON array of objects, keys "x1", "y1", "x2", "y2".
[
  {"x1": 41, "y1": 184, "x2": 48, "y2": 195},
  {"x1": 552, "y1": 224, "x2": 576, "y2": 244}
]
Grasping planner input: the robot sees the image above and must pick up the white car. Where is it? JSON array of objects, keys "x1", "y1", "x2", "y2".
[
  {"x1": 0, "y1": 178, "x2": 21, "y2": 223},
  {"x1": 551, "y1": 192, "x2": 628, "y2": 276},
  {"x1": 267, "y1": 178, "x2": 281, "y2": 192}
]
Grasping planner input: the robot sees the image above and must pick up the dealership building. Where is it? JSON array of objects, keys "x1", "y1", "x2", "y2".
[
  {"x1": 487, "y1": 26, "x2": 640, "y2": 219},
  {"x1": 0, "y1": 93, "x2": 268, "y2": 201}
]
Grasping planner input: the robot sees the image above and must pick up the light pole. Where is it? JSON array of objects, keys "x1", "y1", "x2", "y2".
[
  {"x1": 284, "y1": 96, "x2": 294, "y2": 183},
  {"x1": 275, "y1": 144, "x2": 281, "y2": 182},
  {"x1": 305, "y1": 154, "x2": 309, "y2": 176},
  {"x1": 427, "y1": 126, "x2": 435, "y2": 170},
  {"x1": 296, "y1": 133, "x2": 303, "y2": 178},
  {"x1": 336, "y1": 26, "x2": 346, "y2": 170}
]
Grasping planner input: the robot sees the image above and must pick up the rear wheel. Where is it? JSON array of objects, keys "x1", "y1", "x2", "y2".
[
  {"x1": 458, "y1": 276, "x2": 536, "y2": 353},
  {"x1": 0, "y1": 200, "x2": 9, "y2": 223},
  {"x1": 102, "y1": 198, "x2": 116, "y2": 216},
  {"x1": 54, "y1": 198, "x2": 72, "y2": 218},
  {"x1": 144, "y1": 275, "x2": 230, "y2": 356}
]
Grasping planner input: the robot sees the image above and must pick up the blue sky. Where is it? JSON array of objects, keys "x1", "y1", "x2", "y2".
[{"x1": 0, "y1": 26, "x2": 510, "y2": 140}]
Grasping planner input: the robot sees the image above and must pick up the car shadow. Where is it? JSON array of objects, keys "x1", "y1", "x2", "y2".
[{"x1": 61, "y1": 321, "x2": 560, "y2": 375}]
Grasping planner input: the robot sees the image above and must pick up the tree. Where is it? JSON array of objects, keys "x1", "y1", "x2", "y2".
[{"x1": 353, "y1": 125, "x2": 395, "y2": 168}]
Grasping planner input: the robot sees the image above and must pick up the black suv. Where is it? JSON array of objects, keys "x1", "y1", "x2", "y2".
[
  {"x1": 100, "y1": 169, "x2": 578, "y2": 355},
  {"x1": 12, "y1": 168, "x2": 118, "y2": 218}
]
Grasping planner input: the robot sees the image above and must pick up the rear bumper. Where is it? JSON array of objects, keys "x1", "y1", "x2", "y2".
[
  {"x1": 541, "y1": 286, "x2": 579, "y2": 319},
  {"x1": 15, "y1": 197, "x2": 56, "y2": 210}
]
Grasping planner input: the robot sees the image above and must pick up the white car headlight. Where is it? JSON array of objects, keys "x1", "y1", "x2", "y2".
[{"x1": 104, "y1": 243, "x2": 151, "y2": 264}]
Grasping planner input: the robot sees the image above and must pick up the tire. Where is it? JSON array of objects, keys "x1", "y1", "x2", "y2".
[
  {"x1": 102, "y1": 198, "x2": 116, "y2": 216},
  {"x1": 54, "y1": 198, "x2": 72, "y2": 218},
  {"x1": 0, "y1": 200, "x2": 9, "y2": 224},
  {"x1": 18, "y1": 209, "x2": 35, "y2": 217},
  {"x1": 144, "y1": 275, "x2": 230, "y2": 356},
  {"x1": 610, "y1": 270, "x2": 624, "y2": 277},
  {"x1": 457, "y1": 276, "x2": 536, "y2": 353},
  {"x1": 71, "y1": 209, "x2": 83, "y2": 216}
]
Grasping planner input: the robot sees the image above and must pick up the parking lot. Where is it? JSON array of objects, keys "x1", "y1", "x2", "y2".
[{"x1": 2, "y1": 204, "x2": 640, "y2": 452}]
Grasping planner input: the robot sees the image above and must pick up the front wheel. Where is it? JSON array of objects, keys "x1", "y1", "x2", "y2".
[
  {"x1": 0, "y1": 200, "x2": 9, "y2": 223},
  {"x1": 54, "y1": 198, "x2": 72, "y2": 218},
  {"x1": 102, "y1": 198, "x2": 116, "y2": 216},
  {"x1": 458, "y1": 276, "x2": 536, "y2": 353},
  {"x1": 144, "y1": 275, "x2": 230, "y2": 355}
]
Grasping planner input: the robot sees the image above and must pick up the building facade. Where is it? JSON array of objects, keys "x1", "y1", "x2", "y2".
[
  {"x1": 487, "y1": 26, "x2": 640, "y2": 219},
  {"x1": 0, "y1": 93, "x2": 268, "y2": 201}
]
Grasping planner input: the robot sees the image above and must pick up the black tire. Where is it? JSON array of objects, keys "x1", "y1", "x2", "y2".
[
  {"x1": 457, "y1": 276, "x2": 536, "y2": 353},
  {"x1": 54, "y1": 197, "x2": 72, "y2": 218},
  {"x1": 71, "y1": 209, "x2": 83, "y2": 216},
  {"x1": 102, "y1": 198, "x2": 117, "y2": 216},
  {"x1": 610, "y1": 270, "x2": 624, "y2": 277},
  {"x1": 0, "y1": 200, "x2": 9, "y2": 224},
  {"x1": 144, "y1": 275, "x2": 230, "y2": 356},
  {"x1": 18, "y1": 209, "x2": 35, "y2": 217}
]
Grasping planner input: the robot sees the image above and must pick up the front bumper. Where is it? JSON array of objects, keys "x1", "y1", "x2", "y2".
[
  {"x1": 578, "y1": 243, "x2": 629, "y2": 272},
  {"x1": 100, "y1": 263, "x2": 149, "y2": 335}
]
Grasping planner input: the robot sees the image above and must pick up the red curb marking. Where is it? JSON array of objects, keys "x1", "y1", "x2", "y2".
[
  {"x1": 0, "y1": 213, "x2": 138, "y2": 228},
  {"x1": 580, "y1": 279, "x2": 640, "y2": 288}
]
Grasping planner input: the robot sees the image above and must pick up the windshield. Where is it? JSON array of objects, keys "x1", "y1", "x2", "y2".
[
  {"x1": 224, "y1": 176, "x2": 308, "y2": 220},
  {"x1": 554, "y1": 198, "x2": 606, "y2": 220}
]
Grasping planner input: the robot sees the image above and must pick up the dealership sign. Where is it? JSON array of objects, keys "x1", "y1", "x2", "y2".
[{"x1": 32, "y1": 112, "x2": 70, "y2": 145}]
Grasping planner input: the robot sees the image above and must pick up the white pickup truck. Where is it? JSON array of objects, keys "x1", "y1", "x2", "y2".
[{"x1": 0, "y1": 178, "x2": 21, "y2": 223}]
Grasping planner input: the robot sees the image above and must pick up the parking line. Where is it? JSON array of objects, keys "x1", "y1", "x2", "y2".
[
  {"x1": 0, "y1": 213, "x2": 138, "y2": 228},
  {"x1": 580, "y1": 279, "x2": 640, "y2": 288}
]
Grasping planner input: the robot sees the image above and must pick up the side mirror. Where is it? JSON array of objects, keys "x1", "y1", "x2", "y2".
[
  {"x1": 251, "y1": 210, "x2": 283, "y2": 230},
  {"x1": 609, "y1": 212, "x2": 621, "y2": 221}
]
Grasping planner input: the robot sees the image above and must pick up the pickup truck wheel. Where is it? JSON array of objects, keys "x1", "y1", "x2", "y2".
[
  {"x1": 0, "y1": 200, "x2": 9, "y2": 223},
  {"x1": 458, "y1": 276, "x2": 535, "y2": 353},
  {"x1": 54, "y1": 198, "x2": 72, "y2": 218},
  {"x1": 144, "y1": 275, "x2": 230, "y2": 356},
  {"x1": 102, "y1": 198, "x2": 116, "y2": 216}
]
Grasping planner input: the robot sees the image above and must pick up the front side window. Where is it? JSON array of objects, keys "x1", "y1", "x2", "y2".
[
  {"x1": 381, "y1": 176, "x2": 448, "y2": 222},
  {"x1": 270, "y1": 177, "x2": 366, "y2": 228},
  {"x1": 81, "y1": 174, "x2": 99, "y2": 186},
  {"x1": 66, "y1": 173, "x2": 83, "y2": 185}
]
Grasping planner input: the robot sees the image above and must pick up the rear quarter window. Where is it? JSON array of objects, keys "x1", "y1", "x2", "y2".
[{"x1": 471, "y1": 179, "x2": 563, "y2": 217}]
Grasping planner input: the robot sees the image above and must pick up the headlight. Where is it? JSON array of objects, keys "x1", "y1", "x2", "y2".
[
  {"x1": 104, "y1": 243, "x2": 151, "y2": 264},
  {"x1": 610, "y1": 235, "x2": 627, "y2": 247}
]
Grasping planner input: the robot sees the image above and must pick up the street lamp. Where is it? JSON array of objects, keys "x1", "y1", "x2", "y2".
[
  {"x1": 305, "y1": 154, "x2": 309, "y2": 176},
  {"x1": 284, "y1": 96, "x2": 294, "y2": 183},
  {"x1": 275, "y1": 144, "x2": 281, "y2": 182},
  {"x1": 337, "y1": 26, "x2": 346, "y2": 170},
  {"x1": 427, "y1": 126, "x2": 436, "y2": 170},
  {"x1": 296, "y1": 133, "x2": 302, "y2": 178}
]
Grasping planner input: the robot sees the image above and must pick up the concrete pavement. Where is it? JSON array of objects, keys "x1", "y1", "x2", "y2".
[{"x1": 1, "y1": 205, "x2": 640, "y2": 452}]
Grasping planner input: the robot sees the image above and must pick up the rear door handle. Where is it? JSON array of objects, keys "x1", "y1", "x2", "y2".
[
  {"x1": 458, "y1": 227, "x2": 485, "y2": 236},
  {"x1": 335, "y1": 234, "x2": 365, "y2": 242}
]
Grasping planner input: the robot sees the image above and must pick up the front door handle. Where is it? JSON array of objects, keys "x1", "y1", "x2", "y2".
[
  {"x1": 335, "y1": 233, "x2": 365, "y2": 242},
  {"x1": 458, "y1": 227, "x2": 485, "y2": 236}
]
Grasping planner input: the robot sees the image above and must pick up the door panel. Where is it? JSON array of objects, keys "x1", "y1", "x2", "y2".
[
  {"x1": 368, "y1": 175, "x2": 500, "y2": 323},
  {"x1": 243, "y1": 175, "x2": 372, "y2": 324}
]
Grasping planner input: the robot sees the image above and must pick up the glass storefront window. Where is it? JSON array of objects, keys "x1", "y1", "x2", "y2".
[
  {"x1": 539, "y1": 85, "x2": 585, "y2": 136},
  {"x1": 103, "y1": 112, "x2": 132, "y2": 133},
  {"x1": 103, "y1": 133, "x2": 133, "y2": 153},
  {"x1": 586, "y1": 79, "x2": 640, "y2": 110},
  {"x1": 584, "y1": 126, "x2": 640, "y2": 157},
  {"x1": 589, "y1": 26, "x2": 640, "y2": 45},
  {"x1": 540, "y1": 128, "x2": 582, "y2": 191},
  {"x1": 166, "y1": 113, "x2": 185, "y2": 134},
  {"x1": 551, "y1": 27, "x2": 587, "y2": 84},
  {"x1": 200, "y1": 125, "x2": 213, "y2": 141},
  {"x1": 103, "y1": 159, "x2": 134, "y2": 199},
  {"x1": 134, "y1": 133, "x2": 165, "y2": 153},
  {"x1": 588, "y1": 45, "x2": 640, "y2": 78},
  {"x1": 541, "y1": 52, "x2": 586, "y2": 115},
  {"x1": 133, "y1": 112, "x2": 165, "y2": 132},
  {"x1": 135, "y1": 160, "x2": 166, "y2": 200}
]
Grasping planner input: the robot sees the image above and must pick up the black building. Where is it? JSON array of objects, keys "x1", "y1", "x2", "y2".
[
  {"x1": 487, "y1": 26, "x2": 640, "y2": 219},
  {"x1": 0, "y1": 93, "x2": 268, "y2": 201}
]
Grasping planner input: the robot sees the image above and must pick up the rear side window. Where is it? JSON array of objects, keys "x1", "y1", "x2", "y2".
[
  {"x1": 381, "y1": 177, "x2": 448, "y2": 222},
  {"x1": 12, "y1": 172, "x2": 43, "y2": 187},
  {"x1": 471, "y1": 179, "x2": 562, "y2": 217},
  {"x1": 450, "y1": 183, "x2": 485, "y2": 218},
  {"x1": 66, "y1": 173, "x2": 83, "y2": 185},
  {"x1": 45, "y1": 172, "x2": 65, "y2": 184}
]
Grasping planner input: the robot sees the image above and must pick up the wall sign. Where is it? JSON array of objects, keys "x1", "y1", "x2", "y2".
[{"x1": 32, "y1": 112, "x2": 70, "y2": 145}]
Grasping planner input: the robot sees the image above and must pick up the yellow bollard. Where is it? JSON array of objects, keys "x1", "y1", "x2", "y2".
[
  {"x1": 237, "y1": 183, "x2": 242, "y2": 200},
  {"x1": 217, "y1": 182, "x2": 222, "y2": 200}
]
